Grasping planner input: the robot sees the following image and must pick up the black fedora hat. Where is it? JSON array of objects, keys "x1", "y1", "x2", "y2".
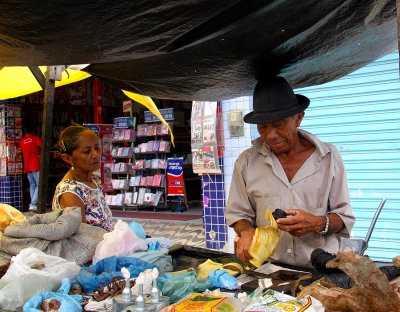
[{"x1": 243, "y1": 77, "x2": 310, "y2": 124}]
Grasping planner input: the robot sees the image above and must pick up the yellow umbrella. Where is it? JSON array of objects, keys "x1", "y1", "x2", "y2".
[
  {"x1": 0, "y1": 66, "x2": 91, "y2": 100},
  {"x1": 0, "y1": 66, "x2": 173, "y2": 142}
]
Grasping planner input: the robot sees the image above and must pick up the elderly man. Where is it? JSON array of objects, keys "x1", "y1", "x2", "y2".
[{"x1": 225, "y1": 77, "x2": 355, "y2": 268}]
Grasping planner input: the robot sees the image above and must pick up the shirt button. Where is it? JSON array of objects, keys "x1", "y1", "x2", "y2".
[{"x1": 287, "y1": 248, "x2": 292, "y2": 254}]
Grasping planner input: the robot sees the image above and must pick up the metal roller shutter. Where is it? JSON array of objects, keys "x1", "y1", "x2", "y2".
[{"x1": 297, "y1": 51, "x2": 400, "y2": 262}]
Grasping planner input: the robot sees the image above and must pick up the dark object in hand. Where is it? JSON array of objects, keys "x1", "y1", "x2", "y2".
[{"x1": 272, "y1": 209, "x2": 287, "y2": 220}]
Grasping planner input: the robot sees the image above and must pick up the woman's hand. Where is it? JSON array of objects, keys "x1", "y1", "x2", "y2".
[{"x1": 276, "y1": 209, "x2": 324, "y2": 236}]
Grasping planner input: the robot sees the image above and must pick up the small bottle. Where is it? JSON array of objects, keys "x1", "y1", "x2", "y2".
[
  {"x1": 121, "y1": 277, "x2": 132, "y2": 302},
  {"x1": 135, "y1": 283, "x2": 145, "y2": 311}
]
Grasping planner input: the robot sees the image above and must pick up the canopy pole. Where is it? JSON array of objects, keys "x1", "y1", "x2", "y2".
[
  {"x1": 28, "y1": 66, "x2": 45, "y2": 89},
  {"x1": 37, "y1": 67, "x2": 55, "y2": 213}
]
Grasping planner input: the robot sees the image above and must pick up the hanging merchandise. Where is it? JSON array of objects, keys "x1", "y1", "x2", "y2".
[{"x1": 190, "y1": 101, "x2": 222, "y2": 174}]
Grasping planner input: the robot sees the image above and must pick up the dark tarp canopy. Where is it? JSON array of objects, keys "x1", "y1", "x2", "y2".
[{"x1": 0, "y1": 0, "x2": 397, "y2": 101}]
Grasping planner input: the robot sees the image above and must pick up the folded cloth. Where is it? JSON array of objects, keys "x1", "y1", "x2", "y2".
[{"x1": 0, "y1": 207, "x2": 106, "y2": 265}]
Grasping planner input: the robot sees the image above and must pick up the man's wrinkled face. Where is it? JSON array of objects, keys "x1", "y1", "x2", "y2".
[{"x1": 257, "y1": 113, "x2": 303, "y2": 154}]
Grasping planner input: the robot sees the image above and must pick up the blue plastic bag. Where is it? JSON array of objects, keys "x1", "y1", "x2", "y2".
[
  {"x1": 75, "y1": 256, "x2": 156, "y2": 293},
  {"x1": 209, "y1": 270, "x2": 239, "y2": 290},
  {"x1": 128, "y1": 221, "x2": 147, "y2": 239},
  {"x1": 23, "y1": 278, "x2": 83, "y2": 312}
]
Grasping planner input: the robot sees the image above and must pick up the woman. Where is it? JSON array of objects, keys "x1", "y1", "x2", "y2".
[{"x1": 52, "y1": 124, "x2": 113, "y2": 231}]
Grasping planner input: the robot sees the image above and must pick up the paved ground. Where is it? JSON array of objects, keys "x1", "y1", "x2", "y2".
[{"x1": 119, "y1": 217, "x2": 206, "y2": 248}]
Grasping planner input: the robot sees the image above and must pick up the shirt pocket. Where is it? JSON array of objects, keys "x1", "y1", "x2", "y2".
[{"x1": 254, "y1": 196, "x2": 280, "y2": 227}]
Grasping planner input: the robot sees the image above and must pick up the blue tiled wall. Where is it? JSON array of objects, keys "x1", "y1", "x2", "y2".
[
  {"x1": 0, "y1": 175, "x2": 23, "y2": 210},
  {"x1": 202, "y1": 157, "x2": 228, "y2": 250}
]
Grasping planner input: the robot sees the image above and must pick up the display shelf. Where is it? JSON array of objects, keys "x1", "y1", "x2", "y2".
[
  {"x1": 126, "y1": 120, "x2": 173, "y2": 211},
  {"x1": 105, "y1": 117, "x2": 136, "y2": 210}
]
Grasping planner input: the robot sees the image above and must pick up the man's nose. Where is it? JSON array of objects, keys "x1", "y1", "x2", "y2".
[{"x1": 265, "y1": 126, "x2": 278, "y2": 139}]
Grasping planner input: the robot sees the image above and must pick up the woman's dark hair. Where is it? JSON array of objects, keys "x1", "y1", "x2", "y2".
[{"x1": 57, "y1": 124, "x2": 96, "y2": 155}]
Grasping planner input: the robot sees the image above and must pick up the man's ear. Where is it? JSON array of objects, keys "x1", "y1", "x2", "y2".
[
  {"x1": 60, "y1": 153, "x2": 72, "y2": 166},
  {"x1": 296, "y1": 112, "x2": 305, "y2": 127}
]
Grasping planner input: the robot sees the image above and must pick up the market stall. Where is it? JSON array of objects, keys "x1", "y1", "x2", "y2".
[{"x1": 0, "y1": 204, "x2": 399, "y2": 311}]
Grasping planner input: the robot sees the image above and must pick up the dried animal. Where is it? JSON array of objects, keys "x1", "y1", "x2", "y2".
[
  {"x1": 40, "y1": 298, "x2": 61, "y2": 312},
  {"x1": 393, "y1": 256, "x2": 400, "y2": 267},
  {"x1": 85, "y1": 276, "x2": 135, "y2": 302},
  {"x1": 297, "y1": 251, "x2": 400, "y2": 312}
]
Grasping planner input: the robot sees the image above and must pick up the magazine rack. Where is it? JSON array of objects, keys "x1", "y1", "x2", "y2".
[{"x1": 128, "y1": 121, "x2": 172, "y2": 210}]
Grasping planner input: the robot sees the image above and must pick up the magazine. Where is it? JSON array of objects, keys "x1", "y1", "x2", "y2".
[
  {"x1": 146, "y1": 175, "x2": 154, "y2": 187},
  {"x1": 201, "y1": 145, "x2": 220, "y2": 173},
  {"x1": 124, "y1": 192, "x2": 133, "y2": 205},
  {"x1": 192, "y1": 148, "x2": 205, "y2": 173},
  {"x1": 132, "y1": 191, "x2": 138, "y2": 205},
  {"x1": 191, "y1": 101, "x2": 202, "y2": 121},
  {"x1": 123, "y1": 129, "x2": 134, "y2": 141},
  {"x1": 202, "y1": 115, "x2": 217, "y2": 145},
  {"x1": 144, "y1": 192, "x2": 154, "y2": 205},
  {"x1": 146, "y1": 124, "x2": 157, "y2": 136},
  {"x1": 137, "y1": 188, "x2": 146, "y2": 205},
  {"x1": 137, "y1": 124, "x2": 147, "y2": 137},
  {"x1": 102, "y1": 137, "x2": 112, "y2": 156},
  {"x1": 191, "y1": 120, "x2": 203, "y2": 147},
  {"x1": 153, "y1": 191, "x2": 164, "y2": 206},
  {"x1": 152, "y1": 174, "x2": 163, "y2": 187},
  {"x1": 203, "y1": 101, "x2": 217, "y2": 117}
]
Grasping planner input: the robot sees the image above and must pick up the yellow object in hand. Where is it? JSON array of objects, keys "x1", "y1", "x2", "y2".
[{"x1": 248, "y1": 208, "x2": 280, "y2": 267}]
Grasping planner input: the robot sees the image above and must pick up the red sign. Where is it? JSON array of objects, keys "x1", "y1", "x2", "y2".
[{"x1": 167, "y1": 157, "x2": 184, "y2": 196}]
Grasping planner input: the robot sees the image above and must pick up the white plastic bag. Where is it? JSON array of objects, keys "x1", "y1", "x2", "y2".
[
  {"x1": 2, "y1": 247, "x2": 80, "y2": 283},
  {"x1": 93, "y1": 219, "x2": 148, "y2": 264},
  {"x1": 0, "y1": 248, "x2": 80, "y2": 310},
  {"x1": 0, "y1": 274, "x2": 60, "y2": 310}
]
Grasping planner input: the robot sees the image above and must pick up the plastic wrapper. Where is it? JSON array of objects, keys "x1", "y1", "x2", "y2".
[
  {"x1": 162, "y1": 293, "x2": 246, "y2": 312},
  {"x1": 127, "y1": 221, "x2": 146, "y2": 240},
  {"x1": 0, "y1": 274, "x2": 59, "y2": 311},
  {"x1": 2, "y1": 247, "x2": 80, "y2": 283},
  {"x1": 158, "y1": 270, "x2": 213, "y2": 303},
  {"x1": 209, "y1": 270, "x2": 239, "y2": 290},
  {"x1": 93, "y1": 220, "x2": 148, "y2": 264},
  {"x1": 75, "y1": 256, "x2": 156, "y2": 293},
  {"x1": 244, "y1": 289, "x2": 324, "y2": 312},
  {"x1": 197, "y1": 259, "x2": 242, "y2": 280},
  {"x1": 248, "y1": 209, "x2": 280, "y2": 267},
  {"x1": 129, "y1": 250, "x2": 173, "y2": 274}
]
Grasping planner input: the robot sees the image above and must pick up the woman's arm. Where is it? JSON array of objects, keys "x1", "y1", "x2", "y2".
[{"x1": 58, "y1": 193, "x2": 87, "y2": 223}]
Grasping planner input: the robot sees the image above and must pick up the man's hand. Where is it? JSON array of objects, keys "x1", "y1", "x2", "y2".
[
  {"x1": 232, "y1": 219, "x2": 256, "y2": 263},
  {"x1": 276, "y1": 209, "x2": 324, "y2": 237},
  {"x1": 235, "y1": 227, "x2": 255, "y2": 263}
]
